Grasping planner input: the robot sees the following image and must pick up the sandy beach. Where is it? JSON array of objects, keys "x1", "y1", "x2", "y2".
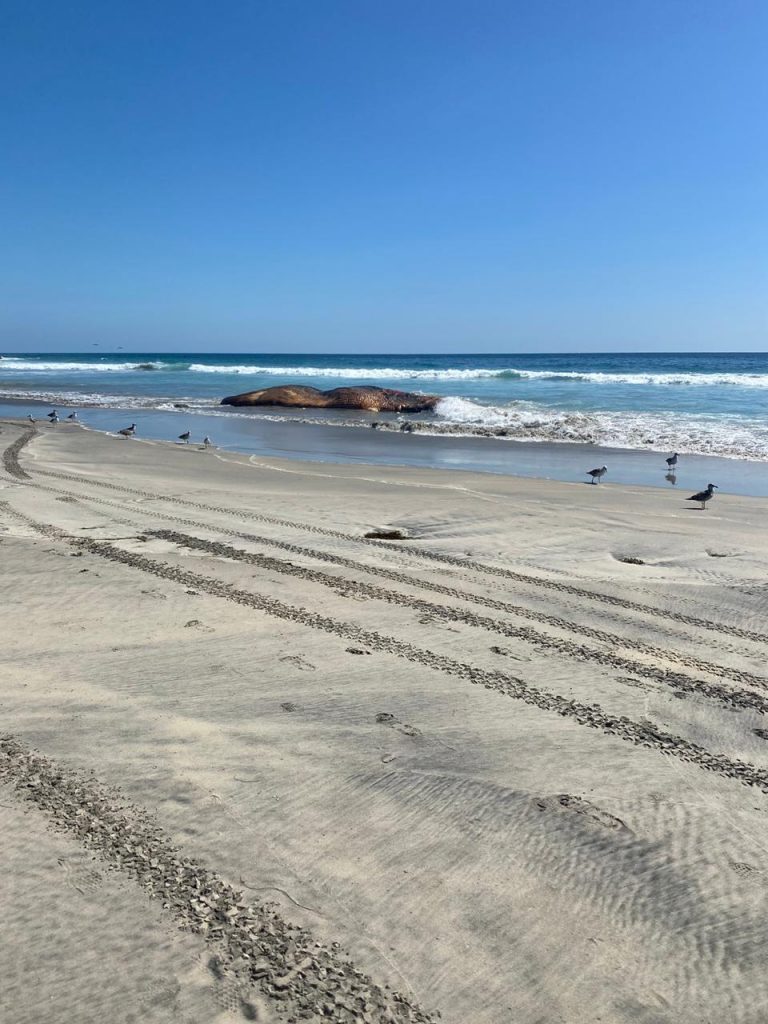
[{"x1": 2, "y1": 415, "x2": 768, "y2": 1023}]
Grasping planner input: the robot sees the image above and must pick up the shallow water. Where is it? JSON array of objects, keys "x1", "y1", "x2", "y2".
[
  {"x1": 5, "y1": 399, "x2": 768, "y2": 498},
  {"x1": 1, "y1": 351, "x2": 768, "y2": 460}
]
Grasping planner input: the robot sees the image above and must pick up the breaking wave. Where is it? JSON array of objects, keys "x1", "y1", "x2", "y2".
[
  {"x1": 432, "y1": 396, "x2": 768, "y2": 459},
  {"x1": 2, "y1": 381, "x2": 767, "y2": 460},
  {"x1": 4, "y1": 357, "x2": 768, "y2": 388},
  {"x1": 0, "y1": 359, "x2": 187, "y2": 372}
]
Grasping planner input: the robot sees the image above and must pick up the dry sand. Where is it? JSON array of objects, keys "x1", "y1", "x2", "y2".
[{"x1": 2, "y1": 417, "x2": 768, "y2": 1023}]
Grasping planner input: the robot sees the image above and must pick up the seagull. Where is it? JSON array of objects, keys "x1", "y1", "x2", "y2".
[
  {"x1": 586, "y1": 465, "x2": 607, "y2": 484},
  {"x1": 687, "y1": 483, "x2": 717, "y2": 510},
  {"x1": 178, "y1": 431, "x2": 191, "y2": 444},
  {"x1": 666, "y1": 452, "x2": 679, "y2": 469},
  {"x1": 117, "y1": 423, "x2": 136, "y2": 439},
  {"x1": 67, "y1": 411, "x2": 79, "y2": 421},
  {"x1": 48, "y1": 411, "x2": 59, "y2": 424},
  {"x1": 27, "y1": 414, "x2": 36, "y2": 424},
  {"x1": 202, "y1": 435, "x2": 212, "y2": 448}
]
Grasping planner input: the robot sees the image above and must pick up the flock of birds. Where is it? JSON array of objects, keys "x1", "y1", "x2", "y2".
[
  {"x1": 116, "y1": 423, "x2": 212, "y2": 447},
  {"x1": 586, "y1": 455, "x2": 718, "y2": 509},
  {"x1": 33, "y1": 410, "x2": 718, "y2": 510},
  {"x1": 29, "y1": 410, "x2": 78, "y2": 425},
  {"x1": 34, "y1": 411, "x2": 212, "y2": 449}
]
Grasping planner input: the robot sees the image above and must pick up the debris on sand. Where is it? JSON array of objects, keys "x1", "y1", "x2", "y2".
[{"x1": 364, "y1": 528, "x2": 409, "y2": 540}]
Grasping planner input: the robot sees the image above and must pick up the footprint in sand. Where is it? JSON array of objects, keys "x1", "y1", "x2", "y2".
[
  {"x1": 418, "y1": 614, "x2": 459, "y2": 633},
  {"x1": 617, "y1": 675, "x2": 659, "y2": 694},
  {"x1": 376, "y1": 711, "x2": 422, "y2": 738},
  {"x1": 490, "y1": 645, "x2": 531, "y2": 662},
  {"x1": 184, "y1": 619, "x2": 214, "y2": 632},
  {"x1": 140, "y1": 976, "x2": 181, "y2": 1013},
  {"x1": 279, "y1": 654, "x2": 316, "y2": 671},
  {"x1": 729, "y1": 860, "x2": 761, "y2": 878},
  {"x1": 534, "y1": 794, "x2": 631, "y2": 834},
  {"x1": 57, "y1": 854, "x2": 103, "y2": 896},
  {"x1": 207, "y1": 957, "x2": 261, "y2": 1020}
]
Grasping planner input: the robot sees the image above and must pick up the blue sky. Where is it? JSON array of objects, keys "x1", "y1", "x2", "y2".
[{"x1": 1, "y1": 1, "x2": 766, "y2": 353}]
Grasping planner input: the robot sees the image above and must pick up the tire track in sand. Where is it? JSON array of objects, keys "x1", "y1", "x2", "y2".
[
  {"x1": 146, "y1": 528, "x2": 768, "y2": 716},
  {"x1": 6, "y1": 431, "x2": 768, "y2": 711},
  {"x1": 3, "y1": 499, "x2": 768, "y2": 796},
  {"x1": 0, "y1": 735, "x2": 434, "y2": 1024},
  {"x1": 0, "y1": 424, "x2": 36, "y2": 479},
  {"x1": 21, "y1": 473, "x2": 765, "y2": 692},
  {"x1": 9, "y1": 456, "x2": 766, "y2": 715},
  {"x1": 29, "y1": 464, "x2": 768, "y2": 645},
  {"x1": 6, "y1": 435, "x2": 764, "y2": 674}
]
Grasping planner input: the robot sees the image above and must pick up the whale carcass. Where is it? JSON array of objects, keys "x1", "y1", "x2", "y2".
[{"x1": 221, "y1": 385, "x2": 439, "y2": 413}]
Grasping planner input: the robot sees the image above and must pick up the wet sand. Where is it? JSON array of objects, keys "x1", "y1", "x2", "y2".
[
  {"x1": 4, "y1": 397, "x2": 768, "y2": 496},
  {"x1": 2, "y1": 417, "x2": 768, "y2": 1023}
]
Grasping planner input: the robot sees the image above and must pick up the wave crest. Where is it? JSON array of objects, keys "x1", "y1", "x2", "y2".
[
  {"x1": 0, "y1": 359, "x2": 174, "y2": 372},
  {"x1": 434, "y1": 396, "x2": 768, "y2": 458},
  {"x1": 4, "y1": 357, "x2": 768, "y2": 387}
]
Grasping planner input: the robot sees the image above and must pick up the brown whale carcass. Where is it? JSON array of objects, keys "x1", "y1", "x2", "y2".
[{"x1": 221, "y1": 385, "x2": 439, "y2": 413}]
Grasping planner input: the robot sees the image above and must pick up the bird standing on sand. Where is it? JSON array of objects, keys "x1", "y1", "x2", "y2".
[
  {"x1": 178, "y1": 430, "x2": 191, "y2": 444},
  {"x1": 687, "y1": 483, "x2": 718, "y2": 510},
  {"x1": 117, "y1": 423, "x2": 136, "y2": 439},
  {"x1": 666, "y1": 453, "x2": 679, "y2": 469},
  {"x1": 586, "y1": 465, "x2": 607, "y2": 484},
  {"x1": 67, "y1": 411, "x2": 78, "y2": 421},
  {"x1": 202, "y1": 436, "x2": 212, "y2": 448},
  {"x1": 48, "y1": 411, "x2": 59, "y2": 424},
  {"x1": 27, "y1": 414, "x2": 36, "y2": 424}
]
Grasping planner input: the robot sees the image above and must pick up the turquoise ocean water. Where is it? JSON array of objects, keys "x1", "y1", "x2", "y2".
[{"x1": 2, "y1": 351, "x2": 767, "y2": 460}]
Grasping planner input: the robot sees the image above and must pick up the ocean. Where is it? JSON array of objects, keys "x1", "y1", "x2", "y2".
[
  {"x1": 2, "y1": 351, "x2": 768, "y2": 455},
  {"x1": 2, "y1": 351, "x2": 768, "y2": 493}
]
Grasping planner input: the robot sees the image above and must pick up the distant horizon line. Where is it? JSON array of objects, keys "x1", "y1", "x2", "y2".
[{"x1": 3, "y1": 350, "x2": 766, "y2": 357}]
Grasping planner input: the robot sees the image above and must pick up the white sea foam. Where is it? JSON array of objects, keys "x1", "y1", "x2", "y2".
[
  {"x1": 2, "y1": 382, "x2": 768, "y2": 460},
  {"x1": 0, "y1": 359, "x2": 171, "y2": 372},
  {"x1": 0, "y1": 387, "x2": 206, "y2": 410},
  {"x1": 185, "y1": 363, "x2": 503, "y2": 379},
  {"x1": 503, "y1": 369, "x2": 768, "y2": 387},
  {"x1": 178, "y1": 365, "x2": 768, "y2": 386},
  {"x1": 5, "y1": 357, "x2": 768, "y2": 386},
  {"x1": 434, "y1": 396, "x2": 768, "y2": 459}
]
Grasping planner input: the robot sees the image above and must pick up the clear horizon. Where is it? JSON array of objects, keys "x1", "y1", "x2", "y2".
[
  {"x1": 4, "y1": 349, "x2": 767, "y2": 358},
  {"x1": 2, "y1": 1, "x2": 766, "y2": 354}
]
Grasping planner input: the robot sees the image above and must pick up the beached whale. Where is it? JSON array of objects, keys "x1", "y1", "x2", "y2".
[{"x1": 221, "y1": 385, "x2": 439, "y2": 413}]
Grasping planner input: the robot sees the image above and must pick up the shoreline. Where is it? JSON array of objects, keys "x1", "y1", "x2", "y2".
[
  {"x1": 4, "y1": 399, "x2": 768, "y2": 497},
  {"x1": 2, "y1": 376, "x2": 768, "y2": 462}
]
